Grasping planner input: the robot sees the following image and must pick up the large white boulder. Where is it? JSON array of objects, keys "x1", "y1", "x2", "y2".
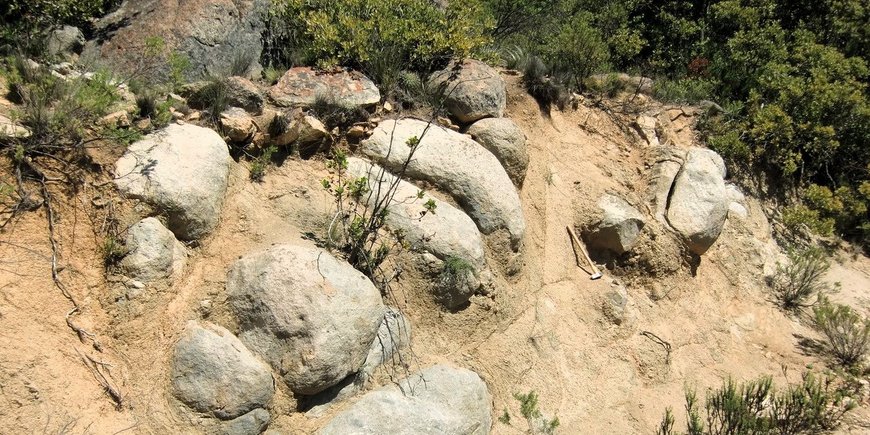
[
  {"x1": 666, "y1": 147, "x2": 729, "y2": 255},
  {"x1": 170, "y1": 321, "x2": 274, "y2": 420},
  {"x1": 114, "y1": 123, "x2": 230, "y2": 240},
  {"x1": 362, "y1": 119, "x2": 525, "y2": 251},
  {"x1": 227, "y1": 244, "x2": 385, "y2": 395},
  {"x1": 319, "y1": 365, "x2": 492, "y2": 435},
  {"x1": 346, "y1": 158, "x2": 486, "y2": 270},
  {"x1": 466, "y1": 117, "x2": 529, "y2": 186}
]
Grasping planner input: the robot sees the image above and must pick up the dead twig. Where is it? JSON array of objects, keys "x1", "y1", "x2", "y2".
[
  {"x1": 640, "y1": 330, "x2": 673, "y2": 365},
  {"x1": 74, "y1": 346, "x2": 124, "y2": 410}
]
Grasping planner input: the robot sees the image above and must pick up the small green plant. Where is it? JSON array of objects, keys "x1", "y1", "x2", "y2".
[
  {"x1": 310, "y1": 93, "x2": 369, "y2": 130},
  {"x1": 263, "y1": 66, "x2": 286, "y2": 85},
  {"x1": 249, "y1": 145, "x2": 278, "y2": 182},
  {"x1": 512, "y1": 391, "x2": 560, "y2": 435},
  {"x1": 814, "y1": 295, "x2": 870, "y2": 368},
  {"x1": 658, "y1": 373, "x2": 853, "y2": 434},
  {"x1": 770, "y1": 246, "x2": 832, "y2": 311},
  {"x1": 652, "y1": 78, "x2": 715, "y2": 104},
  {"x1": 498, "y1": 408, "x2": 511, "y2": 425},
  {"x1": 782, "y1": 205, "x2": 836, "y2": 238},
  {"x1": 167, "y1": 52, "x2": 191, "y2": 92},
  {"x1": 101, "y1": 234, "x2": 126, "y2": 267},
  {"x1": 187, "y1": 77, "x2": 229, "y2": 124}
]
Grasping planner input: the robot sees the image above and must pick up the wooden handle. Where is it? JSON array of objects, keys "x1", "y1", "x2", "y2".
[{"x1": 567, "y1": 226, "x2": 600, "y2": 276}]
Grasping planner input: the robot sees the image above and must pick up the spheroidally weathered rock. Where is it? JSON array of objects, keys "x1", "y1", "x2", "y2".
[
  {"x1": 585, "y1": 194, "x2": 646, "y2": 254},
  {"x1": 666, "y1": 147, "x2": 729, "y2": 255},
  {"x1": 114, "y1": 123, "x2": 230, "y2": 240},
  {"x1": 646, "y1": 146, "x2": 686, "y2": 224},
  {"x1": 362, "y1": 119, "x2": 525, "y2": 251},
  {"x1": 429, "y1": 59, "x2": 506, "y2": 123},
  {"x1": 319, "y1": 364, "x2": 492, "y2": 435},
  {"x1": 227, "y1": 244, "x2": 384, "y2": 395},
  {"x1": 345, "y1": 158, "x2": 486, "y2": 270},
  {"x1": 466, "y1": 117, "x2": 529, "y2": 186},
  {"x1": 170, "y1": 321, "x2": 274, "y2": 420},
  {"x1": 268, "y1": 67, "x2": 380, "y2": 108},
  {"x1": 119, "y1": 217, "x2": 186, "y2": 284}
]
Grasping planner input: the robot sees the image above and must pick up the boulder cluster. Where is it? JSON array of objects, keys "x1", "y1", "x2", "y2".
[{"x1": 101, "y1": 57, "x2": 524, "y2": 433}]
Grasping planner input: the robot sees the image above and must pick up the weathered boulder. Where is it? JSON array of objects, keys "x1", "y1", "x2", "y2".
[
  {"x1": 219, "y1": 408, "x2": 271, "y2": 435},
  {"x1": 268, "y1": 67, "x2": 380, "y2": 108},
  {"x1": 362, "y1": 119, "x2": 525, "y2": 250},
  {"x1": 319, "y1": 364, "x2": 492, "y2": 435},
  {"x1": 346, "y1": 158, "x2": 486, "y2": 270},
  {"x1": 294, "y1": 115, "x2": 330, "y2": 144},
  {"x1": 0, "y1": 114, "x2": 31, "y2": 138},
  {"x1": 227, "y1": 244, "x2": 385, "y2": 395},
  {"x1": 635, "y1": 115, "x2": 660, "y2": 147},
  {"x1": 225, "y1": 76, "x2": 264, "y2": 113},
  {"x1": 46, "y1": 26, "x2": 85, "y2": 60},
  {"x1": 666, "y1": 147, "x2": 729, "y2": 255},
  {"x1": 430, "y1": 59, "x2": 506, "y2": 123},
  {"x1": 360, "y1": 308, "x2": 411, "y2": 381},
  {"x1": 585, "y1": 194, "x2": 645, "y2": 254},
  {"x1": 114, "y1": 123, "x2": 230, "y2": 240},
  {"x1": 221, "y1": 107, "x2": 257, "y2": 143},
  {"x1": 84, "y1": 0, "x2": 268, "y2": 79},
  {"x1": 646, "y1": 146, "x2": 686, "y2": 224},
  {"x1": 170, "y1": 321, "x2": 274, "y2": 419},
  {"x1": 119, "y1": 217, "x2": 186, "y2": 283},
  {"x1": 466, "y1": 118, "x2": 529, "y2": 186}
]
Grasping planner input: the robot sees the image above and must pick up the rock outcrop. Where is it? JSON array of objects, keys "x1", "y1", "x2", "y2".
[
  {"x1": 585, "y1": 194, "x2": 646, "y2": 254},
  {"x1": 227, "y1": 245, "x2": 384, "y2": 395},
  {"x1": 46, "y1": 26, "x2": 85, "y2": 60},
  {"x1": 119, "y1": 217, "x2": 186, "y2": 284},
  {"x1": 225, "y1": 76, "x2": 265, "y2": 113},
  {"x1": 221, "y1": 107, "x2": 257, "y2": 143},
  {"x1": 170, "y1": 321, "x2": 274, "y2": 420},
  {"x1": 362, "y1": 119, "x2": 525, "y2": 250},
  {"x1": 319, "y1": 365, "x2": 492, "y2": 435},
  {"x1": 346, "y1": 158, "x2": 487, "y2": 270},
  {"x1": 666, "y1": 148, "x2": 729, "y2": 255},
  {"x1": 466, "y1": 118, "x2": 529, "y2": 186},
  {"x1": 84, "y1": 0, "x2": 268, "y2": 79},
  {"x1": 430, "y1": 59, "x2": 506, "y2": 123},
  {"x1": 268, "y1": 67, "x2": 380, "y2": 108},
  {"x1": 114, "y1": 123, "x2": 230, "y2": 240}
]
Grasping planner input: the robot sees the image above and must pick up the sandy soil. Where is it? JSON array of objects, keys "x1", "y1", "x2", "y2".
[{"x1": 0, "y1": 74, "x2": 868, "y2": 434}]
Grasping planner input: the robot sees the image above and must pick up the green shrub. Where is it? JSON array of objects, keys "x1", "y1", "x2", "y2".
[
  {"x1": 187, "y1": 77, "x2": 229, "y2": 124},
  {"x1": 0, "y1": 0, "x2": 110, "y2": 54},
  {"x1": 652, "y1": 78, "x2": 715, "y2": 104},
  {"x1": 658, "y1": 373, "x2": 853, "y2": 434},
  {"x1": 521, "y1": 56, "x2": 567, "y2": 111},
  {"x1": 309, "y1": 93, "x2": 369, "y2": 130},
  {"x1": 814, "y1": 296, "x2": 870, "y2": 367},
  {"x1": 782, "y1": 205, "x2": 836, "y2": 237},
  {"x1": 541, "y1": 12, "x2": 609, "y2": 91},
  {"x1": 267, "y1": 0, "x2": 492, "y2": 82},
  {"x1": 770, "y1": 246, "x2": 832, "y2": 311},
  {"x1": 249, "y1": 145, "x2": 277, "y2": 182}
]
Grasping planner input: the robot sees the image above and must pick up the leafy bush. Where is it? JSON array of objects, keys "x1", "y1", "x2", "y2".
[
  {"x1": 770, "y1": 246, "x2": 832, "y2": 311},
  {"x1": 0, "y1": 0, "x2": 112, "y2": 53},
  {"x1": 658, "y1": 373, "x2": 853, "y2": 434},
  {"x1": 814, "y1": 295, "x2": 870, "y2": 367},
  {"x1": 540, "y1": 12, "x2": 610, "y2": 91},
  {"x1": 267, "y1": 0, "x2": 492, "y2": 83},
  {"x1": 652, "y1": 78, "x2": 715, "y2": 104}
]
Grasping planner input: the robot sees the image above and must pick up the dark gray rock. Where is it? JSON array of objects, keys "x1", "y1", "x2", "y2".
[
  {"x1": 219, "y1": 408, "x2": 271, "y2": 435},
  {"x1": 46, "y1": 26, "x2": 85, "y2": 60}
]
